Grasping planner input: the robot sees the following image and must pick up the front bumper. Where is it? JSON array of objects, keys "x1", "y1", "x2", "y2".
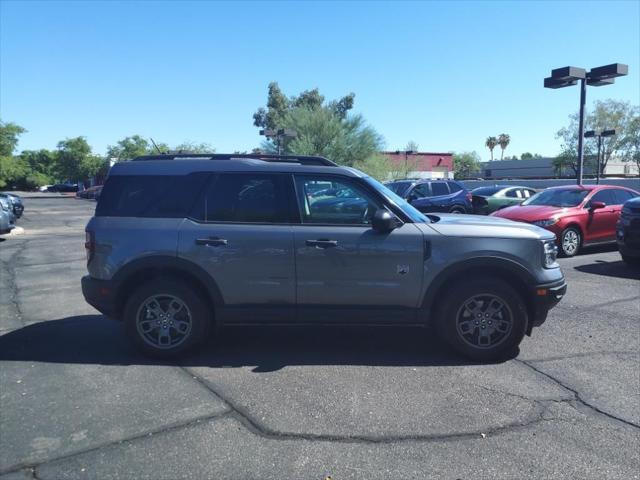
[
  {"x1": 81, "y1": 275, "x2": 118, "y2": 318},
  {"x1": 529, "y1": 279, "x2": 567, "y2": 330}
]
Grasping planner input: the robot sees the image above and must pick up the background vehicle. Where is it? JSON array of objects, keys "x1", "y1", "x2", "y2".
[
  {"x1": 82, "y1": 153, "x2": 565, "y2": 362},
  {"x1": 47, "y1": 183, "x2": 78, "y2": 193},
  {"x1": 617, "y1": 196, "x2": 640, "y2": 266},
  {"x1": 385, "y1": 179, "x2": 472, "y2": 213},
  {"x1": 471, "y1": 185, "x2": 537, "y2": 215},
  {"x1": 0, "y1": 192, "x2": 24, "y2": 218},
  {"x1": 0, "y1": 197, "x2": 16, "y2": 233},
  {"x1": 492, "y1": 185, "x2": 639, "y2": 257},
  {"x1": 76, "y1": 185, "x2": 103, "y2": 200}
]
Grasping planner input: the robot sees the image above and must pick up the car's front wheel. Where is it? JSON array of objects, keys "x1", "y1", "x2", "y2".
[
  {"x1": 436, "y1": 279, "x2": 527, "y2": 361},
  {"x1": 124, "y1": 278, "x2": 211, "y2": 358},
  {"x1": 560, "y1": 227, "x2": 581, "y2": 257}
]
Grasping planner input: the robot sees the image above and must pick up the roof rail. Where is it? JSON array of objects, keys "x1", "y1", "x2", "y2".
[{"x1": 131, "y1": 153, "x2": 337, "y2": 167}]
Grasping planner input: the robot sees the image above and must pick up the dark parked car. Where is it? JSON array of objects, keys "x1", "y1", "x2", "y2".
[
  {"x1": 385, "y1": 179, "x2": 472, "y2": 214},
  {"x1": 0, "y1": 192, "x2": 24, "y2": 218},
  {"x1": 617, "y1": 196, "x2": 640, "y2": 265},
  {"x1": 0, "y1": 196, "x2": 16, "y2": 233},
  {"x1": 48, "y1": 183, "x2": 78, "y2": 193},
  {"x1": 471, "y1": 186, "x2": 537, "y2": 215}
]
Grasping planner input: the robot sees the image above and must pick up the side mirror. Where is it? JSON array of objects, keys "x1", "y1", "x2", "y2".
[
  {"x1": 590, "y1": 201, "x2": 606, "y2": 210},
  {"x1": 372, "y1": 209, "x2": 398, "y2": 233}
]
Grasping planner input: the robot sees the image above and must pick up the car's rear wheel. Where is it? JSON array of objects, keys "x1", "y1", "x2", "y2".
[
  {"x1": 449, "y1": 206, "x2": 465, "y2": 214},
  {"x1": 560, "y1": 227, "x2": 581, "y2": 257},
  {"x1": 435, "y1": 279, "x2": 527, "y2": 361},
  {"x1": 124, "y1": 278, "x2": 211, "y2": 358},
  {"x1": 621, "y1": 254, "x2": 640, "y2": 266}
]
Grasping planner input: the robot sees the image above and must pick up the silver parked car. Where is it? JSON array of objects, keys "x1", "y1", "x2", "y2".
[
  {"x1": 0, "y1": 197, "x2": 16, "y2": 234},
  {"x1": 82, "y1": 153, "x2": 566, "y2": 361}
]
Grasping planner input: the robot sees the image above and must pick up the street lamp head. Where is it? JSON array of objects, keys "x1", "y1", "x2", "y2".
[
  {"x1": 544, "y1": 76, "x2": 578, "y2": 89},
  {"x1": 551, "y1": 66, "x2": 586, "y2": 81},
  {"x1": 601, "y1": 129, "x2": 616, "y2": 137},
  {"x1": 588, "y1": 63, "x2": 628, "y2": 81},
  {"x1": 259, "y1": 129, "x2": 276, "y2": 137},
  {"x1": 584, "y1": 130, "x2": 596, "y2": 138},
  {"x1": 587, "y1": 77, "x2": 615, "y2": 87}
]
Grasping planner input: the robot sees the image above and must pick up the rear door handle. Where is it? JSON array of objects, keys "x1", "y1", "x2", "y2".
[
  {"x1": 195, "y1": 237, "x2": 228, "y2": 247},
  {"x1": 306, "y1": 239, "x2": 338, "y2": 249}
]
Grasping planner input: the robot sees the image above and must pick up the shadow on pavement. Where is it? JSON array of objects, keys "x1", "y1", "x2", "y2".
[
  {"x1": 574, "y1": 259, "x2": 640, "y2": 280},
  {"x1": 577, "y1": 243, "x2": 619, "y2": 256},
  {"x1": 0, "y1": 315, "x2": 499, "y2": 371}
]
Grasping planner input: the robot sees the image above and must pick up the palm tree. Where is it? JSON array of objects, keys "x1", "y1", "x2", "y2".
[
  {"x1": 498, "y1": 133, "x2": 510, "y2": 160},
  {"x1": 485, "y1": 136, "x2": 498, "y2": 161}
]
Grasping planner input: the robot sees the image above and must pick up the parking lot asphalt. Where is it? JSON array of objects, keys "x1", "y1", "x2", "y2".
[{"x1": 0, "y1": 197, "x2": 638, "y2": 479}]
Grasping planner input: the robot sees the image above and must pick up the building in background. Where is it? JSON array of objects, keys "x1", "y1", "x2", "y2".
[
  {"x1": 481, "y1": 157, "x2": 638, "y2": 179},
  {"x1": 382, "y1": 151, "x2": 454, "y2": 179}
]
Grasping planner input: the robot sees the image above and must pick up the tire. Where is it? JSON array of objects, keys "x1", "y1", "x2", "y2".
[
  {"x1": 124, "y1": 277, "x2": 211, "y2": 358},
  {"x1": 435, "y1": 278, "x2": 528, "y2": 361},
  {"x1": 621, "y1": 254, "x2": 640, "y2": 266},
  {"x1": 559, "y1": 227, "x2": 581, "y2": 257},
  {"x1": 449, "y1": 206, "x2": 465, "y2": 214}
]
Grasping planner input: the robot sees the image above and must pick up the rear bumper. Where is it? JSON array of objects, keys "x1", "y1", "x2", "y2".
[
  {"x1": 81, "y1": 275, "x2": 118, "y2": 318},
  {"x1": 529, "y1": 279, "x2": 567, "y2": 329}
]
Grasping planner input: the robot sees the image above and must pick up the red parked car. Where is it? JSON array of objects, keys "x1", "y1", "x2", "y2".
[{"x1": 491, "y1": 185, "x2": 639, "y2": 257}]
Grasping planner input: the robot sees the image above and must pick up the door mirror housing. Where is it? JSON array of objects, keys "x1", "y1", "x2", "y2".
[
  {"x1": 590, "y1": 201, "x2": 606, "y2": 210},
  {"x1": 372, "y1": 209, "x2": 399, "y2": 233}
]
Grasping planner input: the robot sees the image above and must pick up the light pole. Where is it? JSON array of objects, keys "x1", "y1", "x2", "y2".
[
  {"x1": 544, "y1": 63, "x2": 627, "y2": 185},
  {"x1": 584, "y1": 129, "x2": 616, "y2": 184},
  {"x1": 259, "y1": 128, "x2": 297, "y2": 155}
]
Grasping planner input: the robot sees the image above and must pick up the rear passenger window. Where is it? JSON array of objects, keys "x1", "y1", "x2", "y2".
[
  {"x1": 431, "y1": 182, "x2": 449, "y2": 196},
  {"x1": 447, "y1": 182, "x2": 462, "y2": 193},
  {"x1": 96, "y1": 174, "x2": 208, "y2": 217},
  {"x1": 201, "y1": 173, "x2": 289, "y2": 223},
  {"x1": 613, "y1": 189, "x2": 635, "y2": 204},
  {"x1": 505, "y1": 189, "x2": 519, "y2": 198}
]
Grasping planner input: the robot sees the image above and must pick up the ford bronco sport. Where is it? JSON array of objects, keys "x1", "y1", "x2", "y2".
[{"x1": 82, "y1": 153, "x2": 566, "y2": 361}]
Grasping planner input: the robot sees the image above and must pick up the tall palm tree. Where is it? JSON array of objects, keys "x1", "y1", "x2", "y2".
[
  {"x1": 485, "y1": 136, "x2": 498, "y2": 161},
  {"x1": 498, "y1": 133, "x2": 510, "y2": 160}
]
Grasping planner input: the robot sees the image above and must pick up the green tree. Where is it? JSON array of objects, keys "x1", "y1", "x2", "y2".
[
  {"x1": 405, "y1": 140, "x2": 419, "y2": 152},
  {"x1": 497, "y1": 133, "x2": 510, "y2": 160},
  {"x1": 520, "y1": 152, "x2": 542, "y2": 160},
  {"x1": 106, "y1": 135, "x2": 150, "y2": 161},
  {"x1": 453, "y1": 151, "x2": 481, "y2": 179},
  {"x1": 620, "y1": 115, "x2": 640, "y2": 174},
  {"x1": 0, "y1": 120, "x2": 26, "y2": 157},
  {"x1": 485, "y1": 136, "x2": 497, "y2": 161},
  {"x1": 56, "y1": 137, "x2": 104, "y2": 181},
  {"x1": 556, "y1": 99, "x2": 639, "y2": 176},
  {"x1": 353, "y1": 153, "x2": 391, "y2": 181},
  {"x1": 173, "y1": 142, "x2": 214, "y2": 154}
]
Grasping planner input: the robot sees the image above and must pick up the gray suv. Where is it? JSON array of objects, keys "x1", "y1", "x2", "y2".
[{"x1": 82, "y1": 154, "x2": 566, "y2": 361}]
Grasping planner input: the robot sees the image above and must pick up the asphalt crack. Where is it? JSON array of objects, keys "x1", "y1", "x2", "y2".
[
  {"x1": 177, "y1": 365, "x2": 559, "y2": 445},
  {"x1": 515, "y1": 358, "x2": 640, "y2": 430},
  {"x1": 0, "y1": 239, "x2": 29, "y2": 327}
]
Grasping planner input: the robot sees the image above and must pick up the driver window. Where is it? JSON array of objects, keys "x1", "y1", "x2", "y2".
[
  {"x1": 505, "y1": 189, "x2": 519, "y2": 198},
  {"x1": 295, "y1": 176, "x2": 380, "y2": 225}
]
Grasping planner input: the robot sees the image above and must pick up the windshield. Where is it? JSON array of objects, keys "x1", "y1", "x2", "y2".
[
  {"x1": 472, "y1": 186, "x2": 503, "y2": 196},
  {"x1": 522, "y1": 188, "x2": 589, "y2": 207},
  {"x1": 385, "y1": 181, "x2": 412, "y2": 196},
  {"x1": 365, "y1": 177, "x2": 430, "y2": 223}
]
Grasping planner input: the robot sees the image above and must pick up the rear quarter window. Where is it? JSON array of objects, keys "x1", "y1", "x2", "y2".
[{"x1": 96, "y1": 174, "x2": 209, "y2": 217}]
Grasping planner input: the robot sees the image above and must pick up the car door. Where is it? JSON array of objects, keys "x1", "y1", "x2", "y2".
[
  {"x1": 292, "y1": 174, "x2": 425, "y2": 324},
  {"x1": 584, "y1": 189, "x2": 618, "y2": 243},
  {"x1": 178, "y1": 172, "x2": 296, "y2": 323},
  {"x1": 428, "y1": 182, "x2": 451, "y2": 211}
]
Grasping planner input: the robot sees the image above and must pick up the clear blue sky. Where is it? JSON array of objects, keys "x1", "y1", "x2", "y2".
[{"x1": 1, "y1": 0, "x2": 639, "y2": 160}]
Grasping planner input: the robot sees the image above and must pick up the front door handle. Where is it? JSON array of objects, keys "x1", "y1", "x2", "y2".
[
  {"x1": 306, "y1": 239, "x2": 338, "y2": 249},
  {"x1": 195, "y1": 237, "x2": 228, "y2": 247}
]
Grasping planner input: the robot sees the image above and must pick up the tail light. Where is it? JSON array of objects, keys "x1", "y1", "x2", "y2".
[{"x1": 85, "y1": 230, "x2": 95, "y2": 263}]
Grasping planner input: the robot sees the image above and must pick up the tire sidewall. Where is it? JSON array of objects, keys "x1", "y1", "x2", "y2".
[
  {"x1": 124, "y1": 278, "x2": 211, "y2": 358},
  {"x1": 560, "y1": 227, "x2": 581, "y2": 257},
  {"x1": 436, "y1": 279, "x2": 527, "y2": 361}
]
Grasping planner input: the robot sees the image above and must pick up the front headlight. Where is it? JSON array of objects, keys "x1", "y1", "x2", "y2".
[
  {"x1": 543, "y1": 240, "x2": 558, "y2": 268},
  {"x1": 533, "y1": 218, "x2": 559, "y2": 227}
]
